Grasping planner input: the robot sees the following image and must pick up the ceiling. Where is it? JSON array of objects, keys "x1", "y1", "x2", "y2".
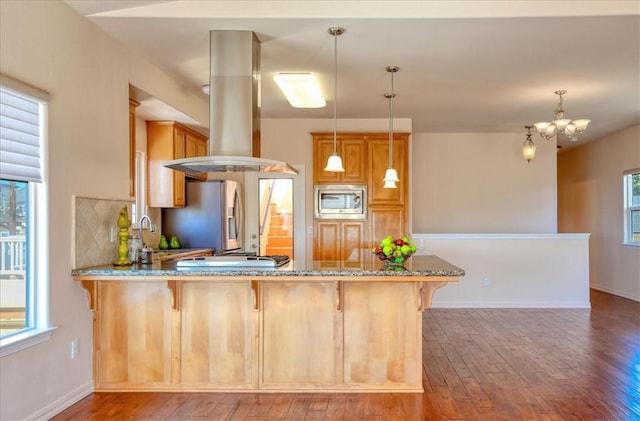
[{"x1": 65, "y1": 1, "x2": 640, "y2": 150}]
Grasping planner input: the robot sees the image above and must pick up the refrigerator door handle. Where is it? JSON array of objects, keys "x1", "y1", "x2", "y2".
[{"x1": 235, "y1": 187, "x2": 243, "y2": 246}]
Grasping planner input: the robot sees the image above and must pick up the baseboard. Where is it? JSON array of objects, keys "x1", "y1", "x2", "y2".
[
  {"x1": 430, "y1": 301, "x2": 591, "y2": 309},
  {"x1": 27, "y1": 381, "x2": 93, "y2": 421},
  {"x1": 591, "y1": 284, "x2": 640, "y2": 302}
]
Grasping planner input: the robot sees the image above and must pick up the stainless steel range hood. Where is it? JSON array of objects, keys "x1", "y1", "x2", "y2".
[{"x1": 164, "y1": 30, "x2": 297, "y2": 175}]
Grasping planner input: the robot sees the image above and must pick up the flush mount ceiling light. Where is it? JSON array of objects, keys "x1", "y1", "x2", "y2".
[
  {"x1": 324, "y1": 27, "x2": 345, "y2": 172},
  {"x1": 274, "y1": 73, "x2": 326, "y2": 108},
  {"x1": 534, "y1": 90, "x2": 590, "y2": 142},
  {"x1": 383, "y1": 66, "x2": 400, "y2": 189},
  {"x1": 522, "y1": 125, "x2": 536, "y2": 163}
]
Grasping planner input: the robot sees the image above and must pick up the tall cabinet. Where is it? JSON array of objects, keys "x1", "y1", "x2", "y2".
[{"x1": 312, "y1": 132, "x2": 409, "y2": 264}]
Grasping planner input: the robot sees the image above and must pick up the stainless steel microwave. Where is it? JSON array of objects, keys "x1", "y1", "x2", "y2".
[{"x1": 314, "y1": 185, "x2": 367, "y2": 220}]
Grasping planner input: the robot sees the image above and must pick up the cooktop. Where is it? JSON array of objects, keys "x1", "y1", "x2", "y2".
[{"x1": 176, "y1": 254, "x2": 290, "y2": 270}]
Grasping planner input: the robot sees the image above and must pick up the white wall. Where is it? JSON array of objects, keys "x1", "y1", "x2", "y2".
[
  {"x1": 0, "y1": 2, "x2": 207, "y2": 420},
  {"x1": 414, "y1": 234, "x2": 591, "y2": 308},
  {"x1": 412, "y1": 133, "x2": 558, "y2": 233},
  {"x1": 558, "y1": 125, "x2": 640, "y2": 301}
]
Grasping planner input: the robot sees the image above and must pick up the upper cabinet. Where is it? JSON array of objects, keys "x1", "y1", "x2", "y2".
[
  {"x1": 147, "y1": 121, "x2": 208, "y2": 208},
  {"x1": 312, "y1": 133, "x2": 367, "y2": 184},
  {"x1": 367, "y1": 134, "x2": 409, "y2": 206},
  {"x1": 184, "y1": 130, "x2": 208, "y2": 181}
]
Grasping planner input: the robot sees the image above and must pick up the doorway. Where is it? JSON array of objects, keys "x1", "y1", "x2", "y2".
[{"x1": 244, "y1": 166, "x2": 305, "y2": 269}]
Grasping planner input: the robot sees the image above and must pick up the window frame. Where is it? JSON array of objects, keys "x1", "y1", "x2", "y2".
[
  {"x1": 0, "y1": 77, "x2": 55, "y2": 357},
  {"x1": 623, "y1": 169, "x2": 640, "y2": 247}
]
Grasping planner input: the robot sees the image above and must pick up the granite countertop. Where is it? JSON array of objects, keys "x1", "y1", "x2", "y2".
[{"x1": 71, "y1": 254, "x2": 465, "y2": 279}]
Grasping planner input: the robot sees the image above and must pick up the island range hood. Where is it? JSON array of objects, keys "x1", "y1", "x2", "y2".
[{"x1": 164, "y1": 30, "x2": 297, "y2": 175}]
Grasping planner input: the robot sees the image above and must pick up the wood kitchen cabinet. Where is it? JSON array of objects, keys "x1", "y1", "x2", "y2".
[
  {"x1": 147, "y1": 121, "x2": 208, "y2": 208},
  {"x1": 368, "y1": 134, "x2": 409, "y2": 206},
  {"x1": 313, "y1": 221, "x2": 366, "y2": 269},
  {"x1": 343, "y1": 281, "x2": 421, "y2": 389},
  {"x1": 261, "y1": 281, "x2": 341, "y2": 389},
  {"x1": 369, "y1": 206, "x2": 407, "y2": 248},
  {"x1": 312, "y1": 132, "x2": 409, "y2": 253},
  {"x1": 312, "y1": 133, "x2": 367, "y2": 184},
  {"x1": 184, "y1": 130, "x2": 208, "y2": 180},
  {"x1": 93, "y1": 281, "x2": 173, "y2": 389},
  {"x1": 77, "y1": 272, "x2": 450, "y2": 392},
  {"x1": 180, "y1": 282, "x2": 257, "y2": 388}
]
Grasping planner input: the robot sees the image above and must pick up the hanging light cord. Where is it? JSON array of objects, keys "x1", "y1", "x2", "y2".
[
  {"x1": 388, "y1": 73, "x2": 395, "y2": 168},
  {"x1": 385, "y1": 66, "x2": 398, "y2": 169},
  {"x1": 332, "y1": 28, "x2": 339, "y2": 155}
]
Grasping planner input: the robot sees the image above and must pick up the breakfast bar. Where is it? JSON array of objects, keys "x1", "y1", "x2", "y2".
[{"x1": 73, "y1": 255, "x2": 464, "y2": 393}]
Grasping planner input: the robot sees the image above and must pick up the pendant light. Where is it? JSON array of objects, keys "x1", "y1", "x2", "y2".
[
  {"x1": 383, "y1": 66, "x2": 400, "y2": 188},
  {"x1": 324, "y1": 27, "x2": 346, "y2": 172},
  {"x1": 522, "y1": 125, "x2": 536, "y2": 163}
]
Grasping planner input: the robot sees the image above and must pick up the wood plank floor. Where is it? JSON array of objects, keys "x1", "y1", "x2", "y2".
[{"x1": 50, "y1": 289, "x2": 639, "y2": 420}]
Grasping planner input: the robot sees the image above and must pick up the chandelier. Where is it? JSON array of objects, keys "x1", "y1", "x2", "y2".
[{"x1": 534, "y1": 90, "x2": 590, "y2": 142}]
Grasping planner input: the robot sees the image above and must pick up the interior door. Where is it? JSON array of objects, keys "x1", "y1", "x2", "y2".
[{"x1": 244, "y1": 166, "x2": 305, "y2": 268}]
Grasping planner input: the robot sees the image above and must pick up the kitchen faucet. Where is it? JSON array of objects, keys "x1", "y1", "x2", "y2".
[{"x1": 138, "y1": 215, "x2": 155, "y2": 247}]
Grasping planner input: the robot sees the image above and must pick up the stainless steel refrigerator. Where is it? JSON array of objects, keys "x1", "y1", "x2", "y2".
[{"x1": 162, "y1": 180, "x2": 242, "y2": 253}]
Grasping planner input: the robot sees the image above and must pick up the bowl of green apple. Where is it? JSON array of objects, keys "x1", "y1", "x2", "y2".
[{"x1": 373, "y1": 235, "x2": 417, "y2": 268}]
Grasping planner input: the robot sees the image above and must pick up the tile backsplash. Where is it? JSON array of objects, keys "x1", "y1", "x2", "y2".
[{"x1": 73, "y1": 196, "x2": 160, "y2": 269}]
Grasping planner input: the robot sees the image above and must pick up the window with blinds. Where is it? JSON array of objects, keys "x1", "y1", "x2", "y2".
[{"x1": 0, "y1": 74, "x2": 52, "y2": 350}]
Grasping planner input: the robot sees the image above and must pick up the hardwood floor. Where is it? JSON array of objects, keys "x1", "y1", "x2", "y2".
[{"x1": 51, "y1": 289, "x2": 639, "y2": 420}]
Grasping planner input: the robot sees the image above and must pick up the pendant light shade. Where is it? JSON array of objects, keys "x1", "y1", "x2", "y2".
[
  {"x1": 383, "y1": 66, "x2": 399, "y2": 189},
  {"x1": 324, "y1": 27, "x2": 345, "y2": 172},
  {"x1": 522, "y1": 125, "x2": 536, "y2": 163},
  {"x1": 325, "y1": 154, "x2": 344, "y2": 172}
]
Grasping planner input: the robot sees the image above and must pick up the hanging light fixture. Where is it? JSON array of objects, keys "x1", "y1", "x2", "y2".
[
  {"x1": 522, "y1": 125, "x2": 536, "y2": 163},
  {"x1": 534, "y1": 90, "x2": 590, "y2": 142},
  {"x1": 324, "y1": 27, "x2": 346, "y2": 172},
  {"x1": 383, "y1": 66, "x2": 400, "y2": 188}
]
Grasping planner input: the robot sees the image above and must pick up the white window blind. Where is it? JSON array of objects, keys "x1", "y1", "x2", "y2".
[{"x1": 0, "y1": 74, "x2": 48, "y2": 183}]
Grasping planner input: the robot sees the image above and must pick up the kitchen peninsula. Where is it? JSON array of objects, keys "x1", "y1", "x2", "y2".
[{"x1": 72, "y1": 254, "x2": 464, "y2": 393}]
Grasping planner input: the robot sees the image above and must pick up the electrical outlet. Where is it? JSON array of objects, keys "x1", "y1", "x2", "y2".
[
  {"x1": 110, "y1": 227, "x2": 117, "y2": 243},
  {"x1": 483, "y1": 278, "x2": 491, "y2": 287},
  {"x1": 70, "y1": 339, "x2": 79, "y2": 359}
]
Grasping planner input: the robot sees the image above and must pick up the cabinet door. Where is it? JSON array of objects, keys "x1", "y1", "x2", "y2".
[
  {"x1": 341, "y1": 221, "x2": 366, "y2": 268},
  {"x1": 314, "y1": 221, "x2": 365, "y2": 269},
  {"x1": 94, "y1": 282, "x2": 173, "y2": 389},
  {"x1": 148, "y1": 121, "x2": 187, "y2": 208},
  {"x1": 342, "y1": 138, "x2": 367, "y2": 184},
  {"x1": 314, "y1": 221, "x2": 340, "y2": 266},
  {"x1": 185, "y1": 131, "x2": 207, "y2": 180},
  {"x1": 368, "y1": 137, "x2": 407, "y2": 206},
  {"x1": 369, "y1": 206, "x2": 406, "y2": 248},
  {"x1": 313, "y1": 134, "x2": 367, "y2": 184},
  {"x1": 261, "y1": 282, "x2": 341, "y2": 389},
  {"x1": 180, "y1": 282, "x2": 257, "y2": 389},
  {"x1": 314, "y1": 137, "x2": 342, "y2": 183},
  {"x1": 172, "y1": 126, "x2": 186, "y2": 207},
  {"x1": 343, "y1": 282, "x2": 422, "y2": 390}
]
